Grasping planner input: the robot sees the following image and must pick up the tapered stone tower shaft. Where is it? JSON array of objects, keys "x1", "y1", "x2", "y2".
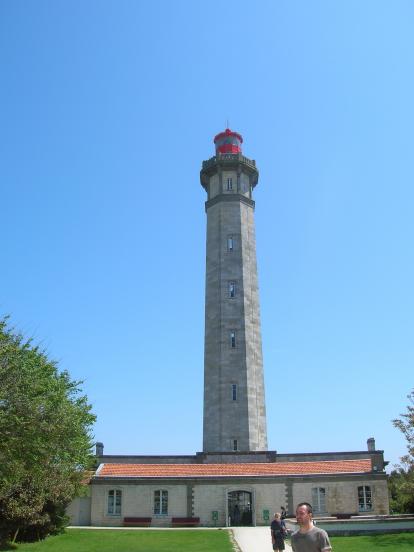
[{"x1": 201, "y1": 129, "x2": 267, "y2": 453}]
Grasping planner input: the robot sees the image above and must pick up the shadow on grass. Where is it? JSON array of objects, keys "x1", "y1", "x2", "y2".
[
  {"x1": 332, "y1": 532, "x2": 414, "y2": 552},
  {"x1": 366, "y1": 533, "x2": 414, "y2": 547}
]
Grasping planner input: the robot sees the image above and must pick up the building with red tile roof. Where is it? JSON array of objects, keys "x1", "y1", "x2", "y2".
[{"x1": 82, "y1": 443, "x2": 388, "y2": 527}]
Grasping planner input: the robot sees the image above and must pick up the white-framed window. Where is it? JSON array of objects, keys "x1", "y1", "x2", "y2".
[
  {"x1": 227, "y1": 235, "x2": 234, "y2": 251},
  {"x1": 230, "y1": 330, "x2": 236, "y2": 348},
  {"x1": 229, "y1": 281, "x2": 236, "y2": 298},
  {"x1": 227, "y1": 177, "x2": 233, "y2": 190},
  {"x1": 233, "y1": 439, "x2": 238, "y2": 451},
  {"x1": 154, "y1": 489, "x2": 168, "y2": 515},
  {"x1": 311, "y1": 487, "x2": 326, "y2": 514},
  {"x1": 107, "y1": 489, "x2": 122, "y2": 515},
  {"x1": 358, "y1": 486, "x2": 372, "y2": 512},
  {"x1": 232, "y1": 384, "x2": 237, "y2": 401}
]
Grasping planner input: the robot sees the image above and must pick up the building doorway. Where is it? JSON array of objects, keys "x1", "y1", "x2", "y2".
[{"x1": 228, "y1": 490, "x2": 253, "y2": 526}]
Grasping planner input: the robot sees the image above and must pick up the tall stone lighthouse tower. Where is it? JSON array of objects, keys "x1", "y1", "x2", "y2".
[{"x1": 201, "y1": 129, "x2": 268, "y2": 453}]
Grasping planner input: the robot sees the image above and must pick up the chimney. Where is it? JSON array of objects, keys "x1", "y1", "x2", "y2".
[
  {"x1": 96, "y1": 442, "x2": 104, "y2": 457},
  {"x1": 367, "y1": 437, "x2": 375, "y2": 452}
]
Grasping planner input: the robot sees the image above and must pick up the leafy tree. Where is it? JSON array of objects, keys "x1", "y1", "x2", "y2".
[
  {"x1": 388, "y1": 468, "x2": 414, "y2": 514},
  {"x1": 391, "y1": 389, "x2": 414, "y2": 514},
  {"x1": 0, "y1": 317, "x2": 96, "y2": 546},
  {"x1": 393, "y1": 388, "x2": 414, "y2": 467}
]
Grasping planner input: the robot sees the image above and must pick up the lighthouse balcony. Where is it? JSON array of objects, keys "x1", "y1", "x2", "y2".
[{"x1": 202, "y1": 153, "x2": 256, "y2": 171}]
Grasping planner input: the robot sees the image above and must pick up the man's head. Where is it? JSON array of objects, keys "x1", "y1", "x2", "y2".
[
  {"x1": 295, "y1": 502, "x2": 313, "y2": 527},
  {"x1": 274, "y1": 512, "x2": 281, "y2": 520}
]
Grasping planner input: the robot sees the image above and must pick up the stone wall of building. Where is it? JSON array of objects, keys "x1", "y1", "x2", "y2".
[
  {"x1": 193, "y1": 481, "x2": 285, "y2": 526},
  {"x1": 291, "y1": 477, "x2": 389, "y2": 516},
  {"x1": 90, "y1": 480, "x2": 287, "y2": 527},
  {"x1": 90, "y1": 483, "x2": 188, "y2": 527},
  {"x1": 250, "y1": 482, "x2": 287, "y2": 524},
  {"x1": 66, "y1": 496, "x2": 91, "y2": 526},
  {"x1": 87, "y1": 475, "x2": 389, "y2": 527},
  {"x1": 193, "y1": 483, "x2": 228, "y2": 526}
]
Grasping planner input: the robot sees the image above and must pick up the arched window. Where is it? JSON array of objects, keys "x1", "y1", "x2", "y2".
[{"x1": 107, "y1": 489, "x2": 122, "y2": 515}]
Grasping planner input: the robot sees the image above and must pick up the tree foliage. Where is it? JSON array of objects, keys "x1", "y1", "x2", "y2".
[
  {"x1": 0, "y1": 317, "x2": 96, "y2": 545},
  {"x1": 388, "y1": 468, "x2": 414, "y2": 514},
  {"x1": 391, "y1": 388, "x2": 414, "y2": 514},
  {"x1": 393, "y1": 388, "x2": 414, "y2": 468}
]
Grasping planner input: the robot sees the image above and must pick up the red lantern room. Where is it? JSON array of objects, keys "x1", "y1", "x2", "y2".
[{"x1": 214, "y1": 128, "x2": 243, "y2": 154}]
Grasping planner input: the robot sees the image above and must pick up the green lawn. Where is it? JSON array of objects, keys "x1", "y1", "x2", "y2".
[
  {"x1": 12, "y1": 529, "x2": 414, "y2": 551},
  {"x1": 331, "y1": 532, "x2": 414, "y2": 551},
  {"x1": 15, "y1": 528, "x2": 234, "y2": 552}
]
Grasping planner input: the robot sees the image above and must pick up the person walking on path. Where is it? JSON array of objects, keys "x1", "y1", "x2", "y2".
[
  {"x1": 291, "y1": 503, "x2": 332, "y2": 552},
  {"x1": 270, "y1": 512, "x2": 287, "y2": 551}
]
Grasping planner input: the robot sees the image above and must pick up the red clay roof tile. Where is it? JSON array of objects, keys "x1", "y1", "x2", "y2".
[{"x1": 95, "y1": 459, "x2": 372, "y2": 478}]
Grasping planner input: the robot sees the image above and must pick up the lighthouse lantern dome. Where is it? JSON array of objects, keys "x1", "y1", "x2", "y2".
[{"x1": 213, "y1": 128, "x2": 243, "y2": 154}]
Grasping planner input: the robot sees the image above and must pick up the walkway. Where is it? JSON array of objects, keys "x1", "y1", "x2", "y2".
[{"x1": 232, "y1": 526, "x2": 292, "y2": 552}]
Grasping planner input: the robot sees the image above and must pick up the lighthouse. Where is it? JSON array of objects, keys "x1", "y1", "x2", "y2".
[
  {"x1": 200, "y1": 129, "x2": 268, "y2": 453},
  {"x1": 87, "y1": 129, "x2": 390, "y2": 528}
]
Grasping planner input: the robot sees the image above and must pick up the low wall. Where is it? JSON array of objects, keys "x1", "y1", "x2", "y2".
[
  {"x1": 67, "y1": 497, "x2": 91, "y2": 526},
  {"x1": 285, "y1": 515, "x2": 414, "y2": 536}
]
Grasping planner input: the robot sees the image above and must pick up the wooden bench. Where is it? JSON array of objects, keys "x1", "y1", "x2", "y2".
[
  {"x1": 331, "y1": 513, "x2": 358, "y2": 519},
  {"x1": 171, "y1": 517, "x2": 200, "y2": 527},
  {"x1": 123, "y1": 517, "x2": 152, "y2": 527}
]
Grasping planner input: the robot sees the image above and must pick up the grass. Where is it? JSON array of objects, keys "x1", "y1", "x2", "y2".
[
  {"x1": 331, "y1": 532, "x2": 414, "y2": 551},
  {"x1": 12, "y1": 529, "x2": 414, "y2": 551},
  {"x1": 14, "y1": 528, "x2": 234, "y2": 552}
]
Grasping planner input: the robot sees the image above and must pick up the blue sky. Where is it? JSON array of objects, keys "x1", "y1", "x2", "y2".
[{"x1": 1, "y1": 1, "x2": 413, "y2": 471}]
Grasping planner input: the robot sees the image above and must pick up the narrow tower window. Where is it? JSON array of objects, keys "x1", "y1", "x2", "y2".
[
  {"x1": 233, "y1": 439, "x2": 238, "y2": 451},
  {"x1": 227, "y1": 236, "x2": 234, "y2": 251},
  {"x1": 229, "y1": 281, "x2": 236, "y2": 298},
  {"x1": 232, "y1": 384, "x2": 237, "y2": 401},
  {"x1": 227, "y1": 177, "x2": 233, "y2": 190},
  {"x1": 230, "y1": 331, "x2": 236, "y2": 348}
]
